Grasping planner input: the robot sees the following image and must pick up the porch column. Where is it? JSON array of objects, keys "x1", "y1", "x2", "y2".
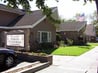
[{"x1": 24, "y1": 29, "x2": 30, "y2": 51}]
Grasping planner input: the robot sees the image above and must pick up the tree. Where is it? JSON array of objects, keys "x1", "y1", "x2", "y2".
[
  {"x1": 0, "y1": 0, "x2": 60, "y2": 24},
  {"x1": 92, "y1": 0, "x2": 98, "y2": 14},
  {"x1": 95, "y1": 0, "x2": 98, "y2": 20},
  {"x1": 0, "y1": 0, "x2": 32, "y2": 11},
  {"x1": 74, "y1": 0, "x2": 98, "y2": 18},
  {"x1": 0, "y1": 0, "x2": 98, "y2": 23},
  {"x1": 89, "y1": 11, "x2": 98, "y2": 25}
]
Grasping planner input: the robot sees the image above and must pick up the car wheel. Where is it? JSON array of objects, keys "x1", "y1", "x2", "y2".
[{"x1": 5, "y1": 55, "x2": 15, "y2": 67}]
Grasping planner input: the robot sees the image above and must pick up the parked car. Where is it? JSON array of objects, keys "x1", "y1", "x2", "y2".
[{"x1": 0, "y1": 48, "x2": 17, "y2": 68}]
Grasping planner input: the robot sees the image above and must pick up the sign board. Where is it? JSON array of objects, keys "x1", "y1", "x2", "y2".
[{"x1": 7, "y1": 34, "x2": 24, "y2": 47}]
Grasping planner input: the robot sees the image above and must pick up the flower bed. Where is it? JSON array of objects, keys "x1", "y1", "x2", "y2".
[{"x1": 16, "y1": 51, "x2": 53, "y2": 65}]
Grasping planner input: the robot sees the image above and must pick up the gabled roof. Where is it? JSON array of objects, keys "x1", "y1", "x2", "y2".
[
  {"x1": 84, "y1": 24, "x2": 96, "y2": 36},
  {"x1": 0, "y1": 4, "x2": 24, "y2": 15},
  {"x1": 57, "y1": 21, "x2": 86, "y2": 32},
  {"x1": 0, "y1": 7, "x2": 58, "y2": 29},
  {"x1": 10, "y1": 7, "x2": 57, "y2": 29},
  {"x1": 14, "y1": 10, "x2": 45, "y2": 27}
]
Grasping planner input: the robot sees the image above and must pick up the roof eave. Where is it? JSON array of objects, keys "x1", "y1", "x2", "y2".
[
  {"x1": 77, "y1": 22, "x2": 86, "y2": 32},
  {"x1": 30, "y1": 7, "x2": 58, "y2": 29},
  {"x1": 0, "y1": 7, "x2": 58, "y2": 30}
]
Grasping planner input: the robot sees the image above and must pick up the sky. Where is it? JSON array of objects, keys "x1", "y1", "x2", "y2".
[
  {"x1": 0, "y1": 0, "x2": 97, "y2": 23},
  {"x1": 30, "y1": 0, "x2": 97, "y2": 23}
]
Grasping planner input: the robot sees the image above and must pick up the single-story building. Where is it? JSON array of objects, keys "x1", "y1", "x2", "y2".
[
  {"x1": 0, "y1": 4, "x2": 24, "y2": 47},
  {"x1": 0, "y1": 4, "x2": 59, "y2": 51},
  {"x1": 56, "y1": 21, "x2": 87, "y2": 45},
  {"x1": 84, "y1": 24, "x2": 96, "y2": 42}
]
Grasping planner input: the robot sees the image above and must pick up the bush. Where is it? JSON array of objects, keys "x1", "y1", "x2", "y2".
[
  {"x1": 39, "y1": 43, "x2": 53, "y2": 49},
  {"x1": 59, "y1": 41, "x2": 65, "y2": 47},
  {"x1": 32, "y1": 52, "x2": 48, "y2": 56},
  {"x1": 66, "y1": 38, "x2": 73, "y2": 46},
  {"x1": 53, "y1": 42, "x2": 59, "y2": 48}
]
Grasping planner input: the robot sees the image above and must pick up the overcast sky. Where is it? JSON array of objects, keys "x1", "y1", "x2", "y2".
[
  {"x1": 30, "y1": 0, "x2": 96, "y2": 21},
  {"x1": 0, "y1": 0, "x2": 96, "y2": 19},
  {"x1": 0, "y1": 0, "x2": 97, "y2": 23}
]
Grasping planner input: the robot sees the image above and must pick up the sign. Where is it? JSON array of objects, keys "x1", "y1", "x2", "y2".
[{"x1": 7, "y1": 34, "x2": 24, "y2": 47}]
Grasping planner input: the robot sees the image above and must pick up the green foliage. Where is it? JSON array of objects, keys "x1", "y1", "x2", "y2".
[
  {"x1": 36, "y1": 0, "x2": 61, "y2": 24},
  {"x1": 89, "y1": 11, "x2": 98, "y2": 25},
  {"x1": 96, "y1": 26, "x2": 98, "y2": 34},
  {"x1": 66, "y1": 38, "x2": 73, "y2": 46},
  {"x1": 36, "y1": 0, "x2": 45, "y2": 9},
  {"x1": 59, "y1": 41, "x2": 65, "y2": 47},
  {"x1": 58, "y1": 38, "x2": 73, "y2": 46},
  {"x1": 37, "y1": 43, "x2": 98, "y2": 56},
  {"x1": 1, "y1": 0, "x2": 97, "y2": 24},
  {"x1": 32, "y1": 52, "x2": 47, "y2": 56},
  {"x1": 73, "y1": 0, "x2": 95, "y2": 5},
  {"x1": 2, "y1": 0, "x2": 33, "y2": 12},
  {"x1": 2, "y1": 0, "x2": 60, "y2": 24},
  {"x1": 52, "y1": 43, "x2": 97, "y2": 56},
  {"x1": 39, "y1": 43, "x2": 54, "y2": 49},
  {"x1": 73, "y1": 0, "x2": 93, "y2": 3}
]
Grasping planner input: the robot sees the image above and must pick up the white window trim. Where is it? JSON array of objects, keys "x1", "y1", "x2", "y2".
[
  {"x1": 38, "y1": 31, "x2": 52, "y2": 43},
  {"x1": 48, "y1": 32, "x2": 51, "y2": 42}
]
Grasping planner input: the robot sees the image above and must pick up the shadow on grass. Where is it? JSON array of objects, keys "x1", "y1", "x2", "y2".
[
  {"x1": 40, "y1": 44, "x2": 92, "y2": 54},
  {"x1": 38, "y1": 43, "x2": 95, "y2": 54},
  {"x1": 35, "y1": 43, "x2": 58, "y2": 54},
  {"x1": 40, "y1": 48, "x2": 57, "y2": 54},
  {"x1": 77, "y1": 44, "x2": 92, "y2": 49}
]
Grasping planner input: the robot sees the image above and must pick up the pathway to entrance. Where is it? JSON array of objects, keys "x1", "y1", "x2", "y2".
[{"x1": 36, "y1": 46, "x2": 98, "y2": 73}]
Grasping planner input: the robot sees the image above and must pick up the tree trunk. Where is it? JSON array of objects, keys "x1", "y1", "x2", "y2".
[{"x1": 95, "y1": 0, "x2": 98, "y2": 20}]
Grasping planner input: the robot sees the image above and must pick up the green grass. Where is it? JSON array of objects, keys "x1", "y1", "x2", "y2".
[{"x1": 41, "y1": 43, "x2": 98, "y2": 56}]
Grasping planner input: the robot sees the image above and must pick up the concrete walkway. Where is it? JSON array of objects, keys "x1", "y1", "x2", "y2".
[{"x1": 36, "y1": 46, "x2": 98, "y2": 73}]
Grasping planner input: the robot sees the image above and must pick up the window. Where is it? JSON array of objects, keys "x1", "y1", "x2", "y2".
[{"x1": 37, "y1": 31, "x2": 51, "y2": 43}]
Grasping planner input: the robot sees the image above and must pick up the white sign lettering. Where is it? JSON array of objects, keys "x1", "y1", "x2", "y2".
[{"x1": 7, "y1": 34, "x2": 24, "y2": 47}]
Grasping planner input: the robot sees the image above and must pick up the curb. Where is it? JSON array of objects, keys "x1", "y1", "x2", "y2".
[{"x1": 20, "y1": 62, "x2": 50, "y2": 73}]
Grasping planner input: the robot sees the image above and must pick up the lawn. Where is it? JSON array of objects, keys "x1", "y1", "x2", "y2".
[{"x1": 41, "y1": 43, "x2": 98, "y2": 56}]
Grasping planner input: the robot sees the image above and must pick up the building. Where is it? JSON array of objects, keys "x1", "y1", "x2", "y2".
[
  {"x1": 0, "y1": 4, "x2": 58, "y2": 51},
  {"x1": 56, "y1": 21, "x2": 87, "y2": 45},
  {"x1": 84, "y1": 24, "x2": 96, "y2": 42}
]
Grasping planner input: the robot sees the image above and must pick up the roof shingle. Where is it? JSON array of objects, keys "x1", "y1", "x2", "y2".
[
  {"x1": 57, "y1": 21, "x2": 86, "y2": 32},
  {"x1": 0, "y1": 4, "x2": 24, "y2": 15},
  {"x1": 14, "y1": 7, "x2": 57, "y2": 27},
  {"x1": 84, "y1": 24, "x2": 96, "y2": 36},
  {"x1": 14, "y1": 10, "x2": 44, "y2": 26}
]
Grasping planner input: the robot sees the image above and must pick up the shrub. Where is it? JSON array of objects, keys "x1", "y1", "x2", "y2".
[
  {"x1": 53, "y1": 42, "x2": 59, "y2": 48},
  {"x1": 59, "y1": 41, "x2": 65, "y2": 47},
  {"x1": 39, "y1": 43, "x2": 54, "y2": 49},
  {"x1": 32, "y1": 52, "x2": 48, "y2": 56},
  {"x1": 66, "y1": 38, "x2": 73, "y2": 46}
]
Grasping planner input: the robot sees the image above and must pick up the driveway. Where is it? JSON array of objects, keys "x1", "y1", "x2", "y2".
[
  {"x1": 53, "y1": 55, "x2": 76, "y2": 66},
  {"x1": 36, "y1": 46, "x2": 98, "y2": 73},
  {"x1": 36, "y1": 56, "x2": 77, "y2": 73}
]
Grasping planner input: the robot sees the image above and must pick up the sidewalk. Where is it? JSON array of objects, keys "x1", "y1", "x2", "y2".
[{"x1": 36, "y1": 46, "x2": 98, "y2": 73}]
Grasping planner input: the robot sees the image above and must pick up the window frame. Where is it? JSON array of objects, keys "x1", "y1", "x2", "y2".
[{"x1": 37, "y1": 31, "x2": 52, "y2": 43}]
